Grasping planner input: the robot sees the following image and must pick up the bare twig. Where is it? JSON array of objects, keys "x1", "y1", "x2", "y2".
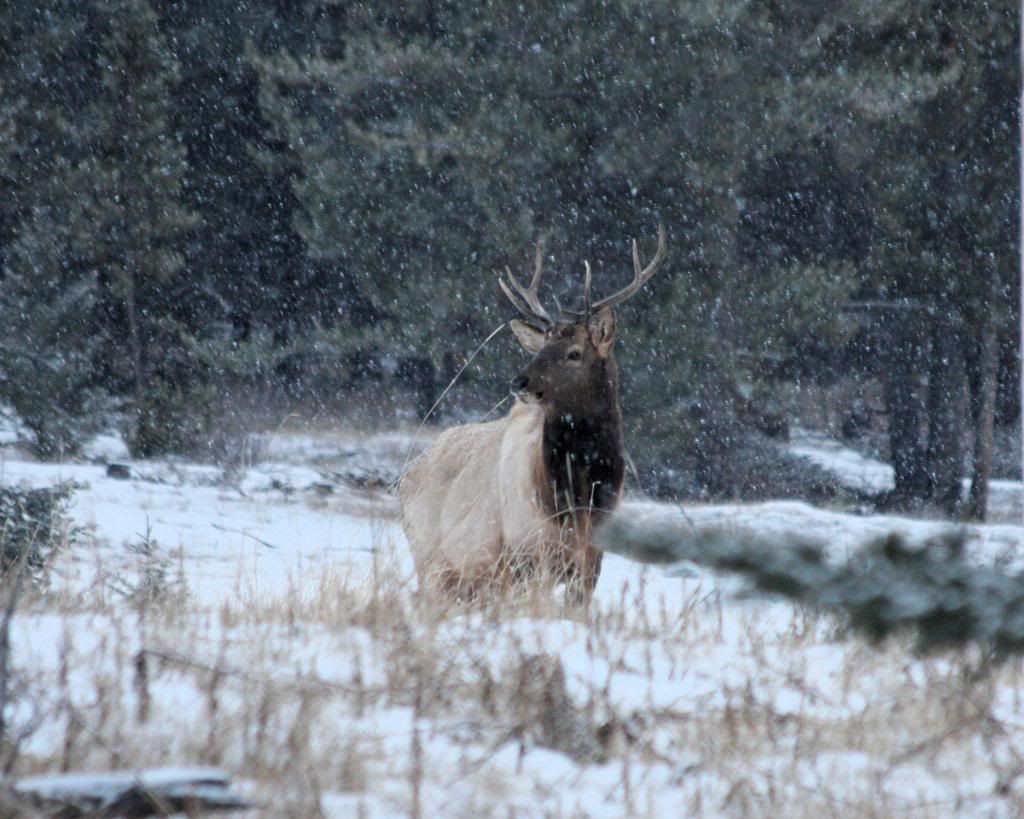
[{"x1": 211, "y1": 524, "x2": 277, "y2": 550}]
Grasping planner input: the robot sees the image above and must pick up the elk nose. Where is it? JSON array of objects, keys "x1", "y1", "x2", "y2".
[{"x1": 510, "y1": 374, "x2": 529, "y2": 395}]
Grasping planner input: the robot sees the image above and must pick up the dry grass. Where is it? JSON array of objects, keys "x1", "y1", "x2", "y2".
[{"x1": 10, "y1": 527, "x2": 1024, "y2": 818}]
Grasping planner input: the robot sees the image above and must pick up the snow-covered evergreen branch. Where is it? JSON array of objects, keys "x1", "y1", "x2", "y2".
[{"x1": 597, "y1": 511, "x2": 1024, "y2": 655}]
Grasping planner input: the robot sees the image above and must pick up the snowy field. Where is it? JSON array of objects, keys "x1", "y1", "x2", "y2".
[{"x1": 5, "y1": 423, "x2": 1024, "y2": 817}]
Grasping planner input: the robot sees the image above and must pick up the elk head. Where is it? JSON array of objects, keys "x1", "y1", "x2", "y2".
[{"x1": 500, "y1": 226, "x2": 667, "y2": 418}]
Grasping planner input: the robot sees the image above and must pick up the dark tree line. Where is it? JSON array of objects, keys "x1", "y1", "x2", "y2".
[{"x1": 0, "y1": 0, "x2": 1018, "y2": 518}]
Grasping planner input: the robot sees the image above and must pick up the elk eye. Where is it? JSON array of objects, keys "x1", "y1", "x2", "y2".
[{"x1": 567, "y1": 350, "x2": 582, "y2": 361}]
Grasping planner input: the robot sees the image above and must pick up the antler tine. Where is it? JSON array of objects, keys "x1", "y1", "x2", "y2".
[
  {"x1": 498, "y1": 273, "x2": 533, "y2": 318},
  {"x1": 591, "y1": 224, "x2": 667, "y2": 312},
  {"x1": 503, "y1": 269, "x2": 553, "y2": 323},
  {"x1": 531, "y1": 240, "x2": 544, "y2": 289},
  {"x1": 498, "y1": 239, "x2": 554, "y2": 325},
  {"x1": 582, "y1": 260, "x2": 592, "y2": 316}
]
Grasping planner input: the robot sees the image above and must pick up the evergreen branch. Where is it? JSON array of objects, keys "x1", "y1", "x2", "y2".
[{"x1": 597, "y1": 511, "x2": 1024, "y2": 655}]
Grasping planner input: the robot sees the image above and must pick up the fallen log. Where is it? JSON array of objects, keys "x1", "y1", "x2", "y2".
[{"x1": 12, "y1": 766, "x2": 250, "y2": 817}]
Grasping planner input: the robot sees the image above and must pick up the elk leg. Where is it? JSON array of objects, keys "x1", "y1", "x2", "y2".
[{"x1": 564, "y1": 546, "x2": 603, "y2": 606}]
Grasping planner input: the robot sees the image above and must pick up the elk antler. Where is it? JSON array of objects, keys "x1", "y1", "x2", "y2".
[
  {"x1": 499, "y1": 240, "x2": 554, "y2": 326},
  {"x1": 582, "y1": 260, "x2": 593, "y2": 316},
  {"x1": 590, "y1": 224, "x2": 667, "y2": 312}
]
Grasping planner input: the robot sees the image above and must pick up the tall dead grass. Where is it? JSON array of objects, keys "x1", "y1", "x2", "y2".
[{"x1": 10, "y1": 529, "x2": 1024, "y2": 817}]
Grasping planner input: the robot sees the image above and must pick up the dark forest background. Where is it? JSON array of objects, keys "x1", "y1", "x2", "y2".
[{"x1": 0, "y1": 0, "x2": 1018, "y2": 519}]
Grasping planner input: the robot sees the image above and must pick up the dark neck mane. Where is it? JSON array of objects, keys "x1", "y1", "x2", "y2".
[{"x1": 541, "y1": 370, "x2": 625, "y2": 520}]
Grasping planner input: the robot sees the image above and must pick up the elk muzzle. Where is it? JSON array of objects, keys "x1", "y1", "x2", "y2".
[{"x1": 510, "y1": 372, "x2": 541, "y2": 401}]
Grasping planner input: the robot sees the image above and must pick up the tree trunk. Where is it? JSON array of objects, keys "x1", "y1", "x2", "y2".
[
  {"x1": 123, "y1": 269, "x2": 145, "y2": 402},
  {"x1": 884, "y1": 312, "x2": 929, "y2": 505},
  {"x1": 691, "y1": 374, "x2": 737, "y2": 499},
  {"x1": 398, "y1": 356, "x2": 438, "y2": 421},
  {"x1": 925, "y1": 315, "x2": 965, "y2": 516},
  {"x1": 966, "y1": 304, "x2": 999, "y2": 520}
]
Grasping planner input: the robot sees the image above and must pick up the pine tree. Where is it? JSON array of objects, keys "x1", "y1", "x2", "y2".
[
  {"x1": 0, "y1": 207, "x2": 107, "y2": 458},
  {"x1": 86, "y1": 0, "x2": 197, "y2": 455},
  {"x1": 0, "y1": 4, "x2": 108, "y2": 457},
  {"x1": 155, "y1": 1, "x2": 313, "y2": 339},
  {"x1": 251, "y1": 19, "x2": 503, "y2": 413},
  {"x1": 1, "y1": 0, "x2": 200, "y2": 457},
  {"x1": 0, "y1": 2, "x2": 102, "y2": 258}
]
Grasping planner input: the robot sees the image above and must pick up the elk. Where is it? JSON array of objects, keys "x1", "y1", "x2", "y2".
[{"x1": 399, "y1": 226, "x2": 667, "y2": 603}]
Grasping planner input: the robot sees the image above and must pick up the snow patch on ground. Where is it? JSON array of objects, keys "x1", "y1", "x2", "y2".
[
  {"x1": 5, "y1": 427, "x2": 1024, "y2": 817},
  {"x1": 789, "y1": 427, "x2": 895, "y2": 493},
  {"x1": 790, "y1": 426, "x2": 1023, "y2": 524}
]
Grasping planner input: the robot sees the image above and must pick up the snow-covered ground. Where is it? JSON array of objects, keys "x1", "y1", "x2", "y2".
[
  {"x1": 5, "y1": 424, "x2": 1024, "y2": 817},
  {"x1": 790, "y1": 427, "x2": 1024, "y2": 523},
  {"x1": 789, "y1": 428, "x2": 896, "y2": 495}
]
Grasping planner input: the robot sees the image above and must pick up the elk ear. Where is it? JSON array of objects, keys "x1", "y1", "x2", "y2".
[
  {"x1": 588, "y1": 306, "x2": 616, "y2": 357},
  {"x1": 510, "y1": 320, "x2": 547, "y2": 354}
]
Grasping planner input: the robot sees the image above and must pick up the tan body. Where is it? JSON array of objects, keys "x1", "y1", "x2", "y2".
[{"x1": 400, "y1": 401, "x2": 601, "y2": 597}]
